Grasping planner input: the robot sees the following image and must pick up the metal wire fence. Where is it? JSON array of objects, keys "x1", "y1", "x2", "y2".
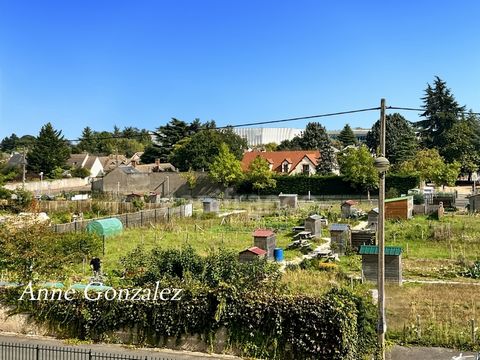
[{"x1": 0, "y1": 342, "x2": 175, "y2": 360}]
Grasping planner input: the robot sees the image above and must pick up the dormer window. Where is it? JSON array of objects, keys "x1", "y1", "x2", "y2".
[{"x1": 283, "y1": 163, "x2": 289, "y2": 173}]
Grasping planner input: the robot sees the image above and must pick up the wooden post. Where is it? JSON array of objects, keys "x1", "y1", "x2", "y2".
[{"x1": 378, "y1": 98, "x2": 387, "y2": 360}]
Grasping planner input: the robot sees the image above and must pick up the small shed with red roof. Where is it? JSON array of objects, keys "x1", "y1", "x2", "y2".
[
  {"x1": 239, "y1": 246, "x2": 267, "y2": 263},
  {"x1": 253, "y1": 229, "x2": 276, "y2": 260},
  {"x1": 341, "y1": 199, "x2": 357, "y2": 218}
]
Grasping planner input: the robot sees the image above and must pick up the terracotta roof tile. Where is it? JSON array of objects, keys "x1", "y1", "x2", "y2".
[
  {"x1": 241, "y1": 150, "x2": 320, "y2": 173},
  {"x1": 253, "y1": 229, "x2": 275, "y2": 237}
]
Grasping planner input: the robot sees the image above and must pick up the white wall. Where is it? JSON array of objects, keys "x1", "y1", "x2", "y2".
[{"x1": 4, "y1": 178, "x2": 90, "y2": 192}]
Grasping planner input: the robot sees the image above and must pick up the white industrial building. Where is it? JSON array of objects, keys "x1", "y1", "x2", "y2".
[{"x1": 232, "y1": 128, "x2": 303, "y2": 147}]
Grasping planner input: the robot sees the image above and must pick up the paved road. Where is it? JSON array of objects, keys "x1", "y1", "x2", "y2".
[
  {"x1": 388, "y1": 345, "x2": 478, "y2": 360},
  {"x1": 0, "y1": 333, "x2": 241, "y2": 360}
]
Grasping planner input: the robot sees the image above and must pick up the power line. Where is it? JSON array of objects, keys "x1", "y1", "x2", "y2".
[
  {"x1": 388, "y1": 106, "x2": 480, "y2": 116},
  {"x1": 215, "y1": 107, "x2": 380, "y2": 129},
  {"x1": 67, "y1": 106, "x2": 381, "y2": 142}
]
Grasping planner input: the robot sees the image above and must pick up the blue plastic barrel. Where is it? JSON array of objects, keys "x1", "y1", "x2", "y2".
[{"x1": 274, "y1": 248, "x2": 284, "y2": 262}]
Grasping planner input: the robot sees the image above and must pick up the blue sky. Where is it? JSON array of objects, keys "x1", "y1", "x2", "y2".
[{"x1": 1, "y1": 0, "x2": 479, "y2": 140}]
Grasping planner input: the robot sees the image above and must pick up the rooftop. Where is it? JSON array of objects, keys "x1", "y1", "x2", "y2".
[{"x1": 358, "y1": 245, "x2": 402, "y2": 256}]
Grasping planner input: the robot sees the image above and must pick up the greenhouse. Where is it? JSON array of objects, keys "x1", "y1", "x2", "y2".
[{"x1": 86, "y1": 218, "x2": 123, "y2": 237}]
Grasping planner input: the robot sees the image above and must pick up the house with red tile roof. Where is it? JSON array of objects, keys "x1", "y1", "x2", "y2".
[{"x1": 241, "y1": 150, "x2": 320, "y2": 176}]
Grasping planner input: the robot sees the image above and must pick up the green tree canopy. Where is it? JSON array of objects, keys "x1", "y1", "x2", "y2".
[
  {"x1": 366, "y1": 113, "x2": 417, "y2": 165},
  {"x1": 27, "y1": 123, "x2": 71, "y2": 177},
  {"x1": 338, "y1": 145, "x2": 378, "y2": 193},
  {"x1": 209, "y1": 143, "x2": 244, "y2": 188},
  {"x1": 247, "y1": 156, "x2": 277, "y2": 192},
  {"x1": 398, "y1": 148, "x2": 460, "y2": 187},
  {"x1": 0, "y1": 134, "x2": 19, "y2": 152},
  {"x1": 277, "y1": 122, "x2": 332, "y2": 151},
  {"x1": 169, "y1": 129, "x2": 247, "y2": 171},
  {"x1": 418, "y1": 76, "x2": 466, "y2": 152},
  {"x1": 337, "y1": 124, "x2": 357, "y2": 147}
]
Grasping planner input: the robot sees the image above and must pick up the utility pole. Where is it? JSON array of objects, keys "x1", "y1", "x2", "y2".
[{"x1": 378, "y1": 98, "x2": 387, "y2": 359}]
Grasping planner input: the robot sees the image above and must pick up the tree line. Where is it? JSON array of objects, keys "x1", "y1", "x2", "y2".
[{"x1": 1, "y1": 76, "x2": 477, "y2": 188}]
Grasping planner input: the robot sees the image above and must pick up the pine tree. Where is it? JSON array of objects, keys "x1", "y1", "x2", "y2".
[
  {"x1": 418, "y1": 76, "x2": 466, "y2": 150},
  {"x1": 27, "y1": 123, "x2": 71, "y2": 176},
  {"x1": 337, "y1": 124, "x2": 357, "y2": 147},
  {"x1": 316, "y1": 142, "x2": 336, "y2": 175},
  {"x1": 77, "y1": 126, "x2": 96, "y2": 153},
  {"x1": 366, "y1": 113, "x2": 417, "y2": 165}
]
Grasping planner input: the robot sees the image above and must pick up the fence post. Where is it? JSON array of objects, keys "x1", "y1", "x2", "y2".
[
  {"x1": 126, "y1": 213, "x2": 129, "y2": 228},
  {"x1": 141, "y1": 210, "x2": 144, "y2": 227},
  {"x1": 471, "y1": 318, "x2": 476, "y2": 344},
  {"x1": 36, "y1": 345, "x2": 40, "y2": 360},
  {"x1": 416, "y1": 314, "x2": 421, "y2": 339},
  {"x1": 89, "y1": 349, "x2": 92, "y2": 360}
]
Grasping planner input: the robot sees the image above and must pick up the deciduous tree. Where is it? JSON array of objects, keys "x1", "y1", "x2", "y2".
[
  {"x1": 338, "y1": 145, "x2": 378, "y2": 195},
  {"x1": 209, "y1": 143, "x2": 244, "y2": 188},
  {"x1": 247, "y1": 156, "x2": 276, "y2": 192}
]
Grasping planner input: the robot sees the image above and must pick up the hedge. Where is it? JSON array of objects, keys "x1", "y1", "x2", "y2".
[
  {"x1": 1, "y1": 286, "x2": 377, "y2": 360},
  {"x1": 236, "y1": 174, "x2": 419, "y2": 196}
]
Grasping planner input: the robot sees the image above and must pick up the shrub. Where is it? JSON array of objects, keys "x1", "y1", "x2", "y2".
[{"x1": 71, "y1": 167, "x2": 91, "y2": 178}]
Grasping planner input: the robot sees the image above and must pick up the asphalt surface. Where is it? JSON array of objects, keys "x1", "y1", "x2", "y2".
[
  {"x1": 0, "y1": 333, "x2": 240, "y2": 360},
  {"x1": 388, "y1": 345, "x2": 478, "y2": 360}
]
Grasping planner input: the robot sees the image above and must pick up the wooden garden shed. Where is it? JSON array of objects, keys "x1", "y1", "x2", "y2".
[
  {"x1": 359, "y1": 245, "x2": 403, "y2": 285},
  {"x1": 385, "y1": 196, "x2": 413, "y2": 220},
  {"x1": 239, "y1": 247, "x2": 267, "y2": 263},
  {"x1": 341, "y1": 200, "x2": 357, "y2": 218},
  {"x1": 202, "y1": 198, "x2": 219, "y2": 213},
  {"x1": 351, "y1": 229, "x2": 376, "y2": 252},
  {"x1": 304, "y1": 214, "x2": 324, "y2": 237},
  {"x1": 279, "y1": 194, "x2": 298, "y2": 208},
  {"x1": 468, "y1": 193, "x2": 480, "y2": 213},
  {"x1": 367, "y1": 208, "x2": 378, "y2": 229},
  {"x1": 253, "y1": 229, "x2": 276, "y2": 260},
  {"x1": 329, "y1": 223, "x2": 351, "y2": 255}
]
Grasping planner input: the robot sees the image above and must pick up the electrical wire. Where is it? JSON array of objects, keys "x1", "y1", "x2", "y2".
[{"x1": 66, "y1": 106, "x2": 381, "y2": 142}]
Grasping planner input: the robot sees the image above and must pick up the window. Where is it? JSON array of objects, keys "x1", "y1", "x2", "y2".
[
  {"x1": 283, "y1": 163, "x2": 289, "y2": 173},
  {"x1": 302, "y1": 164, "x2": 310, "y2": 175}
]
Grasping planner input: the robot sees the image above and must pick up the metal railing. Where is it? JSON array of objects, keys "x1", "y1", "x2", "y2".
[{"x1": 0, "y1": 342, "x2": 174, "y2": 360}]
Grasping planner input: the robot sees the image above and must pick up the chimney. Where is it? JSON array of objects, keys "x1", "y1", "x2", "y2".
[
  {"x1": 155, "y1": 158, "x2": 160, "y2": 166},
  {"x1": 131, "y1": 160, "x2": 137, "y2": 168}
]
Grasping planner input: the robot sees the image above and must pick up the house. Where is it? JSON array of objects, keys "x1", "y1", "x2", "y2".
[
  {"x1": 133, "y1": 159, "x2": 177, "y2": 173},
  {"x1": 241, "y1": 150, "x2": 320, "y2": 176},
  {"x1": 67, "y1": 153, "x2": 104, "y2": 177},
  {"x1": 6, "y1": 152, "x2": 26, "y2": 168},
  {"x1": 99, "y1": 154, "x2": 129, "y2": 172},
  {"x1": 329, "y1": 223, "x2": 351, "y2": 255},
  {"x1": 385, "y1": 196, "x2": 414, "y2": 220},
  {"x1": 129, "y1": 152, "x2": 144, "y2": 166},
  {"x1": 341, "y1": 200, "x2": 357, "y2": 218},
  {"x1": 253, "y1": 229, "x2": 276, "y2": 260},
  {"x1": 239, "y1": 247, "x2": 267, "y2": 263},
  {"x1": 359, "y1": 245, "x2": 402, "y2": 285}
]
